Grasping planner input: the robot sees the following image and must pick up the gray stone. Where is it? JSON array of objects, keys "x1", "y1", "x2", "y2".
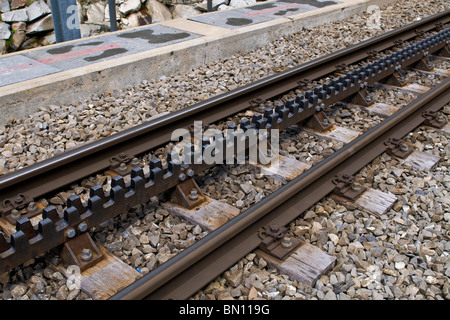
[
  {"x1": 240, "y1": 182, "x2": 253, "y2": 194},
  {"x1": 370, "y1": 246, "x2": 385, "y2": 258},
  {"x1": 224, "y1": 270, "x2": 243, "y2": 287},
  {"x1": 0, "y1": 0, "x2": 10, "y2": 13},
  {"x1": 11, "y1": 283, "x2": 28, "y2": 298},
  {"x1": 0, "y1": 22, "x2": 10, "y2": 39},
  {"x1": 26, "y1": 14, "x2": 54, "y2": 35},
  {"x1": 171, "y1": 5, "x2": 202, "y2": 19},
  {"x1": 1, "y1": 8, "x2": 28, "y2": 22},
  {"x1": 10, "y1": 0, "x2": 26, "y2": 10},
  {"x1": 229, "y1": 0, "x2": 256, "y2": 8},
  {"x1": 145, "y1": 0, "x2": 171, "y2": 24},
  {"x1": 118, "y1": 0, "x2": 142, "y2": 15},
  {"x1": 26, "y1": 0, "x2": 51, "y2": 22},
  {"x1": 86, "y1": 2, "x2": 105, "y2": 24}
]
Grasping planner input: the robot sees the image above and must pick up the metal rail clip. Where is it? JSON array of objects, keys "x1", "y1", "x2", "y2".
[
  {"x1": 332, "y1": 174, "x2": 367, "y2": 201},
  {"x1": 258, "y1": 224, "x2": 301, "y2": 260}
]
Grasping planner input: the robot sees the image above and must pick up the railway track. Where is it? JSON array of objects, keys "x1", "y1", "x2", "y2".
[{"x1": 0, "y1": 9, "x2": 449, "y2": 301}]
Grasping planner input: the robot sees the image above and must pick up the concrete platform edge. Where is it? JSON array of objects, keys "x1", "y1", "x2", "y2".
[{"x1": 0, "y1": 0, "x2": 398, "y2": 125}]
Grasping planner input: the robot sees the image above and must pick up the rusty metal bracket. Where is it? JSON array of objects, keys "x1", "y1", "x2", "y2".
[
  {"x1": 110, "y1": 152, "x2": 142, "y2": 176},
  {"x1": 412, "y1": 56, "x2": 433, "y2": 71},
  {"x1": 332, "y1": 174, "x2": 366, "y2": 201},
  {"x1": 381, "y1": 70, "x2": 407, "y2": 87},
  {"x1": 367, "y1": 50, "x2": 379, "y2": 60},
  {"x1": 393, "y1": 39, "x2": 405, "y2": 48},
  {"x1": 1, "y1": 193, "x2": 42, "y2": 223},
  {"x1": 384, "y1": 138, "x2": 413, "y2": 159},
  {"x1": 335, "y1": 63, "x2": 348, "y2": 74},
  {"x1": 60, "y1": 232, "x2": 103, "y2": 272},
  {"x1": 258, "y1": 224, "x2": 301, "y2": 260},
  {"x1": 349, "y1": 88, "x2": 373, "y2": 107},
  {"x1": 436, "y1": 45, "x2": 450, "y2": 57},
  {"x1": 170, "y1": 178, "x2": 206, "y2": 210},
  {"x1": 249, "y1": 97, "x2": 266, "y2": 112},
  {"x1": 297, "y1": 78, "x2": 310, "y2": 90},
  {"x1": 416, "y1": 29, "x2": 426, "y2": 37},
  {"x1": 305, "y1": 110, "x2": 333, "y2": 132},
  {"x1": 422, "y1": 111, "x2": 447, "y2": 128}
]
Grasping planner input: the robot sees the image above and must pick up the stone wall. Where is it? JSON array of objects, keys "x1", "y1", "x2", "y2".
[{"x1": 0, "y1": 0, "x2": 242, "y2": 55}]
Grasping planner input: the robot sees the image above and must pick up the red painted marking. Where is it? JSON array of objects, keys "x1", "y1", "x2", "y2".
[
  {"x1": 0, "y1": 43, "x2": 122, "y2": 76},
  {"x1": 243, "y1": 3, "x2": 301, "y2": 17}
]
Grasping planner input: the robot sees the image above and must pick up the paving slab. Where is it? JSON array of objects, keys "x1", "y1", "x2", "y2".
[
  {"x1": 188, "y1": 0, "x2": 339, "y2": 29},
  {"x1": 1, "y1": 24, "x2": 201, "y2": 87}
]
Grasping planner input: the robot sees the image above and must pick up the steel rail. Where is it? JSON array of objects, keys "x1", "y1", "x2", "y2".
[
  {"x1": 110, "y1": 76, "x2": 450, "y2": 300},
  {"x1": 0, "y1": 10, "x2": 448, "y2": 205}
]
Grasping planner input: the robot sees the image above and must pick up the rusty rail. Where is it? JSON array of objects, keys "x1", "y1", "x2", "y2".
[{"x1": 111, "y1": 76, "x2": 450, "y2": 300}]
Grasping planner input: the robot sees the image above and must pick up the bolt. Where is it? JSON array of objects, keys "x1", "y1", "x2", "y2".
[
  {"x1": 67, "y1": 228, "x2": 76, "y2": 238},
  {"x1": 78, "y1": 222, "x2": 88, "y2": 232},
  {"x1": 323, "y1": 118, "x2": 329, "y2": 125},
  {"x1": 189, "y1": 189, "x2": 198, "y2": 201},
  {"x1": 437, "y1": 115, "x2": 446, "y2": 123},
  {"x1": 365, "y1": 95, "x2": 372, "y2": 102},
  {"x1": 179, "y1": 173, "x2": 186, "y2": 181},
  {"x1": 351, "y1": 184, "x2": 362, "y2": 192},
  {"x1": 119, "y1": 162, "x2": 128, "y2": 171},
  {"x1": 27, "y1": 202, "x2": 37, "y2": 211},
  {"x1": 81, "y1": 248, "x2": 92, "y2": 262},
  {"x1": 187, "y1": 169, "x2": 195, "y2": 177},
  {"x1": 10, "y1": 209, "x2": 21, "y2": 221},
  {"x1": 131, "y1": 158, "x2": 140, "y2": 167},
  {"x1": 400, "y1": 144, "x2": 409, "y2": 152},
  {"x1": 269, "y1": 224, "x2": 279, "y2": 233},
  {"x1": 15, "y1": 195, "x2": 24, "y2": 204},
  {"x1": 281, "y1": 237, "x2": 292, "y2": 249}
]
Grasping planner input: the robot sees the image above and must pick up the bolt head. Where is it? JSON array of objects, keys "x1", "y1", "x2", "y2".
[
  {"x1": 281, "y1": 237, "x2": 292, "y2": 249},
  {"x1": 179, "y1": 173, "x2": 186, "y2": 181},
  {"x1": 132, "y1": 157, "x2": 140, "y2": 165},
  {"x1": 10, "y1": 209, "x2": 21, "y2": 221},
  {"x1": 189, "y1": 189, "x2": 198, "y2": 201},
  {"x1": 67, "y1": 228, "x2": 76, "y2": 238},
  {"x1": 437, "y1": 115, "x2": 445, "y2": 123},
  {"x1": 78, "y1": 222, "x2": 88, "y2": 232},
  {"x1": 81, "y1": 249, "x2": 92, "y2": 261},
  {"x1": 27, "y1": 202, "x2": 37, "y2": 211},
  {"x1": 400, "y1": 144, "x2": 409, "y2": 152}
]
